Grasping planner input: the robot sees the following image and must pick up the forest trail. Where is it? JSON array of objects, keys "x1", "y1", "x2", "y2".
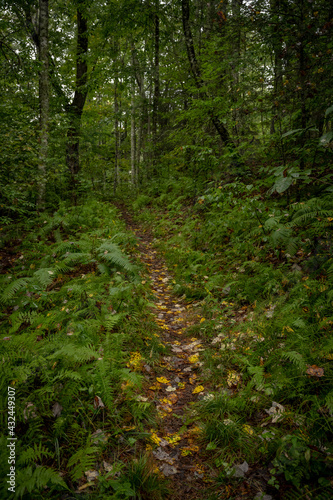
[{"x1": 118, "y1": 206, "x2": 213, "y2": 499}]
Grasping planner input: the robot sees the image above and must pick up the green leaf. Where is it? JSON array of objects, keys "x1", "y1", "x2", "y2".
[
  {"x1": 281, "y1": 129, "x2": 302, "y2": 138},
  {"x1": 274, "y1": 177, "x2": 293, "y2": 193},
  {"x1": 319, "y1": 131, "x2": 333, "y2": 145},
  {"x1": 206, "y1": 442, "x2": 217, "y2": 450},
  {"x1": 325, "y1": 104, "x2": 333, "y2": 117}
]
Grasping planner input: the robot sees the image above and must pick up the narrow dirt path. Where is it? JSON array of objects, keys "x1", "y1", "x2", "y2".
[{"x1": 118, "y1": 206, "x2": 213, "y2": 499}]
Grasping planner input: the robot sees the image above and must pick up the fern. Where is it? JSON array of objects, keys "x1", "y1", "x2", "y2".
[
  {"x1": 33, "y1": 268, "x2": 56, "y2": 288},
  {"x1": 20, "y1": 443, "x2": 54, "y2": 465},
  {"x1": 52, "y1": 369, "x2": 83, "y2": 383},
  {"x1": 62, "y1": 252, "x2": 93, "y2": 265},
  {"x1": 292, "y1": 197, "x2": 333, "y2": 227},
  {"x1": 16, "y1": 465, "x2": 69, "y2": 496},
  {"x1": 281, "y1": 350, "x2": 306, "y2": 371},
  {"x1": 8, "y1": 309, "x2": 39, "y2": 334},
  {"x1": 55, "y1": 241, "x2": 85, "y2": 255},
  {"x1": 67, "y1": 444, "x2": 98, "y2": 482},
  {"x1": 104, "y1": 313, "x2": 122, "y2": 331},
  {"x1": 49, "y1": 344, "x2": 99, "y2": 364},
  {"x1": 97, "y1": 241, "x2": 134, "y2": 274},
  {"x1": 0, "y1": 277, "x2": 31, "y2": 303},
  {"x1": 93, "y1": 360, "x2": 116, "y2": 410},
  {"x1": 97, "y1": 262, "x2": 110, "y2": 275}
]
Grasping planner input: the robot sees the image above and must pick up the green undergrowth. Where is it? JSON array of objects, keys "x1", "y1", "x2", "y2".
[
  {"x1": 133, "y1": 178, "x2": 333, "y2": 498},
  {"x1": 0, "y1": 200, "x2": 167, "y2": 499}
]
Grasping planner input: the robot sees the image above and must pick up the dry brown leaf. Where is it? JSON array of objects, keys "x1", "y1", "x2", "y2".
[{"x1": 306, "y1": 365, "x2": 324, "y2": 377}]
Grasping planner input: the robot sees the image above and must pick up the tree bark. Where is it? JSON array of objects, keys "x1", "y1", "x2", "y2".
[
  {"x1": 270, "y1": 0, "x2": 283, "y2": 135},
  {"x1": 113, "y1": 79, "x2": 120, "y2": 194},
  {"x1": 130, "y1": 75, "x2": 136, "y2": 186},
  {"x1": 152, "y1": 0, "x2": 160, "y2": 173},
  {"x1": 65, "y1": 3, "x2": 88, "y2": 195},
  {"x1": 38, "y1": 0, "x2": 49, "y2": 210},
  {"x1": 132, "y1": 47, "x2": 146, "y2": 185},
  {"x1": 181, "y1": 0, "x2": 233, "y2": 147}
]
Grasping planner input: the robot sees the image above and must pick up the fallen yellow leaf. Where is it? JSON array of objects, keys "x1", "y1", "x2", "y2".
[
  {"x1": 149, "y1": 384, "x2": 161, "y2": 391},
  {"x1": 150, "y1": 432, "x2": 161, "y2": 445},
  {"x1": 243, "y1": 424, "x2": 254, "y2": 436},
  {"x1": 192, "y1": 385, "x2": 204, "y2": 394},
  {"x1": 227, "y1": 371, "x2": 241, "y2": 387},
  {"x1": 156, "y1": 377, "x2": 170, "y2": 384}
]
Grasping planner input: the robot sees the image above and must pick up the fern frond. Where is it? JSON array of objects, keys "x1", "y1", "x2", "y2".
[
  {"x1": 63, "y1": 252, "x2": 93, "y2": 265},
  {"x1": 281, "y1": 350, "x2": 306, "y2": 371},
  {"x1": 0, "y1": 277, "x2": 31, "y2": 303},
  {"x1": 120, "y1": 368, "x2": 143, "y2": 390},
  {"x1": 49, "y1": 344, "x2": 99, "y2": 364},
  {"x1": 33, "y1": 268, "x2": 56, "y2": 288},
  {"x1": 292, "y1": 198, "x2": 333, "y2": 227},
  {"x1": 20, "y1": 443, "x2": 54, "y2": 465},
  {"x1": 16, "y1": 465, "x2": 69, "y2": 496},
  {"x1": 104, "y1": 313, "x2": 122, "y2": 331},
  {"x1": 55, "y1": 239, "x2": 91, "y2": 256},
  {"x1": 97, "y1": 262, "x2": 110, "y2": 275},
  {"x1": 67, "y1": 445, "x2": 98, "y2": 482},
  {"x1": 97, "y1": 242, "x2": 134, "y2": 273},
  {"x1": 52, "y1": 369, "x2": 83, "y2": 382}
]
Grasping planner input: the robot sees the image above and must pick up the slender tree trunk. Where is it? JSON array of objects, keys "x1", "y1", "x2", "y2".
[
  {"x1": 130, "y1": 76, "x2": 136, "y2": 185},
  {"x1": 231, "y1": 0, "x2": 242, "y2": 140},
  {"x1": 181, "y1": 0, "x2": 233, "y2": 147},
  {"x1": 270, "y1": 0, "x2": 283, "y2": 135},
  {"x1": 65, "y1": 4, "x2": 88, "y2": 197},
  {"x1": 113, "y1": 79, "x2": 120, "y2": 194},
  {"x1": 132, "y1": 47, "x2": 146, "y2": 185},
  {"x1": 298, "y1": 0, "x2": 307, "y2": 170},
  {"x1": 146, "y1": 89, "x2": 152, "y2": 176},
  {"x1": 136, "y1": 116, "x2": 142, "y2": 185},
  {"x1": 38, "y1": 0, "x2": 49, "y2": 210},
  {"x1": 152, "y1": 0, "x2": 160, "y2": 173}
]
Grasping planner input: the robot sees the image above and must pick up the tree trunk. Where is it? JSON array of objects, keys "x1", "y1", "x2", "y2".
[
  {"x1": 131, "y1": 76, "x2": 136, "y2": 185},
  {"x1": 270, "y1": 0, "x2": 283, "y2": 136},
  {"x1": 181, "y1": 0, "x2": 233, "y2": 147},
  {"x1": 38, "y1": 0, "x2": 49, "y2": 210},
  {"x1": 65, "y1": 4, "x2": 88, "y2": 196},
  {"x1": 113, "y1": 79, "x2": 120, "y2": 194},
  {"x1": 132, "y1": 46, "x2": 146, "y2": 185},
  {"x1": 231, "y1": 0, "x2": 241, "y2": 140},
  {"x1": 152, "y1": 0, "x2": 160, "y2": 173}
]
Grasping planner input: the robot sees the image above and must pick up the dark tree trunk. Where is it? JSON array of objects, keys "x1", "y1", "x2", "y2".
[{"x1": 66, "y1": 4, "x2": 88, "y2": 195}]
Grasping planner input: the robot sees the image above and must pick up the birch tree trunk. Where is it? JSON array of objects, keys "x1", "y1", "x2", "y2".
[{"x1": 38, "y1": 0, "x2": 49, "y2": 210}]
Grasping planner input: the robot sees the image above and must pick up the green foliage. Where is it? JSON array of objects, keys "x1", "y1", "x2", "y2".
[
  {"x1": 0, "y1": 201, "x2": 162, "y2": 498},
  {"x1": 136, "y1": 171, "x2": 333, "y2": 495}
]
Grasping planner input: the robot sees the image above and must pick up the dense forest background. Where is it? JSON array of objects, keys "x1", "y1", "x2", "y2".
[{"x1": 0, "y1": 0, "x2": 333, "y2": 499}]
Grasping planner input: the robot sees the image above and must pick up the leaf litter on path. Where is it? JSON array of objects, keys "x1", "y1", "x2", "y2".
[{"x1": 116, "y1": 206, "x2": 236, "y2": 497}]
